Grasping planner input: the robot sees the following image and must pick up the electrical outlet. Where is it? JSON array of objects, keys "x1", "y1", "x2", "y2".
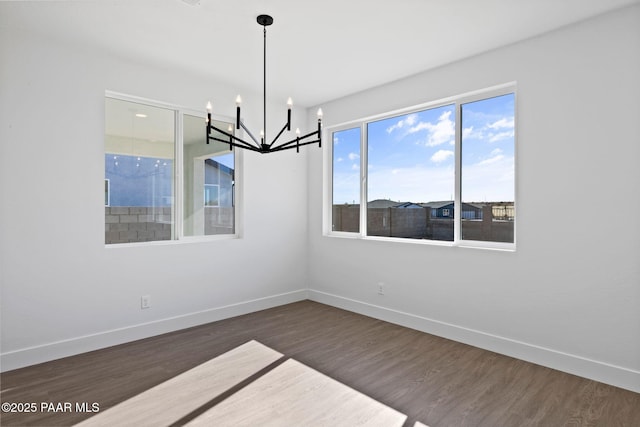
[
  {"x1": 141, "y1": 295, "x2": 151, "y2": 309},
  {"x1": 377, "y1": 282, "x2": 385, "y2": 295}
]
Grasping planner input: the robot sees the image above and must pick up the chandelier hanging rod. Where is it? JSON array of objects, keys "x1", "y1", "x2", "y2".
[{"x1": 206, "y1": 14, "x2": 323, "y2": 154}]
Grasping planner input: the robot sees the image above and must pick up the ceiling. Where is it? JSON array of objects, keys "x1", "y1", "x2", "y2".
[{"x1": 2, "y1": 0, "x2": 638, "y2": 107}]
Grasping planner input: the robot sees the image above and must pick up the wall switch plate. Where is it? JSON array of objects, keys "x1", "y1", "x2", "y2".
[
  {"x1": 378, "y1": 282, "x2": 385, "y2": 295},
  {"x1": 141, "y1": 295, "x2": 151, "y2": 309}
]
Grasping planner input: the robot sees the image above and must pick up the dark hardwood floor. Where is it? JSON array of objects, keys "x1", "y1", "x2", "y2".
[{"x1": 1, "y1": 300, "x2": 638, "y2": 426}]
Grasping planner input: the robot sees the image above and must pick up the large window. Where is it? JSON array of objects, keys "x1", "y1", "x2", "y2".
[
  {"x1": 327, "y1": 86, "x2": 515, "y2": 248},
  {"x1": 105, "y1": 95, "x2": 237, "y2": 244}
]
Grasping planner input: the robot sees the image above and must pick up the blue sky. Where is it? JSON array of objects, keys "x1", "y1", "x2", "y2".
[
  {"x1": 332, "y1": 93, "x2": 514, "y2": 204},
  {"x1": 214, "y1": 152, "x2": 235, "y2": 170}
]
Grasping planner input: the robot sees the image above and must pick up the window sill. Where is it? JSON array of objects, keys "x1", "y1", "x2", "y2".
[
  {"x1": 324, "y1": 232, "x2": 515, "y2": 252},
  {"x1": 105, "y1": 233, "x2": 239, "y2": 248}
]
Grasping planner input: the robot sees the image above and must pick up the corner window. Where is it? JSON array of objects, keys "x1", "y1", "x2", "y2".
[
  {"x1": 327, "y1": 85, "x2": 515, "y2": 249},
  {"x1": 104, "y1": 94, "x2": 237, "y2": 245}
]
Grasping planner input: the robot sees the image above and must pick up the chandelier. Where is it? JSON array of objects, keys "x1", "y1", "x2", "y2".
[{"x1": 206, "y1": 14, "x2": 323, "y2": 154}]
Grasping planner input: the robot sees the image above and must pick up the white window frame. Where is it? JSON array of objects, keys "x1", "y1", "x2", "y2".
[
  {"x1": 325, "y1": 122, "x2": 365, "y2": 237},
  {"x1": 104, "y1": 91, "x2": 243, "y2": 246},
  {"x1": 324, "y1": 83, "x2": 516, "y2": 251}
]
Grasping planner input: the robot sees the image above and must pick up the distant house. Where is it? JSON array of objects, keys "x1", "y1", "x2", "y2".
[
  {"x1": 421, "y1": 201, "x2": 454, "y2": 218},
  {"x1": 367, "y1": 199, "x2": 423, "y2": 209},
  {"x1": 462, "y1": 203, "x2": 484, "y2": 220},
  {"x1": 421, "y1": 201, "x2": 484, "y2": 219},
  {"x1": 491, "y1": 203, "x2": 515, "y2": 221},
  {"x1": 367, "y1": 199, "x2": 401, "y2": 209},
  {"x1": 204, "y1": 158, "x2": 234, "y2": 208},
  {"x1": 365, "y1": 199, "x2": 487, "y2": 219}
]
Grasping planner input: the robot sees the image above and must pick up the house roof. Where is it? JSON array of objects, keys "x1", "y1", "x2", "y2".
[
  {"x1": 420, "y1": 201, "x2": 487, "y2": 210},
  {"x1": 368, "y1": 199, "x2": 401, "y2": 209},
  {"x1": 394, "y1": 202, "x2": 423, "y2": 209},
  {"x1": 420, "y1": 201, "x2": 454, "y2": 209}
]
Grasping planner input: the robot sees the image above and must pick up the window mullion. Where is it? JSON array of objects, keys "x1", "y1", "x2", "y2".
[
  {"x1": 360, "y1": 122, "x2": 368, "y2": 237},
  {"x1": 454, "y1": 102, "x2": 462, "y2": 243},
  {"x1": 174, "y1": 110, "x2": 183, "y2": 240}
]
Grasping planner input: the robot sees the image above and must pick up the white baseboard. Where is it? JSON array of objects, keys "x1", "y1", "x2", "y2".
[
  {"x1": 0, "y1": 290, "x2": 308, "y2": 373},
  {"x1": 3, "y1": 289, "x2": 638, "y2": 394},
  {"x1": 308, "y1": 290, "x2": 640, "y2": 394}
]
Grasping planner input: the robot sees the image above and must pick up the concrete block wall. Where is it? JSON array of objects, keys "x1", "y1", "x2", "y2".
[
  {"x1": 332, "y1": 205, "x2": 513, "y2": 242},
  {"x1": 105, "y1": 207, "x2": 172, "y2": 244}
]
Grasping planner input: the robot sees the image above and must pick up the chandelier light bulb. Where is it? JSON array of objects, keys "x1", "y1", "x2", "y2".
[
  {"x1": 236, "y1": 95, "x2": 242, "y2": 106},
  {"x1": 287, "y1": 97, "x2": 293, "y2": 107},
  {"x1": 206, "y1": 101, "x2": 212, "y2": 113}
]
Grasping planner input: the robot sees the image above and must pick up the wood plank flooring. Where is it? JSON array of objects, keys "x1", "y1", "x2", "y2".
[
  {"x1": 186, "y1": 358, "x2": 407, "y2": 426},
  {"x1": 1, "y1": 300, "x2": 639, "y2": 426},
  {"x1": 75, "y1": 340, "x2": 283, "y2": 427}
]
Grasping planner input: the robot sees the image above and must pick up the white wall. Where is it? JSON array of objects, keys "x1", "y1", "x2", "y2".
[
  {"x1": 307, "y1": 5, "x2": 640, "y2": 392},
  {"x1": 0, "y1": 27, "x2": 310, "y2": 370}
]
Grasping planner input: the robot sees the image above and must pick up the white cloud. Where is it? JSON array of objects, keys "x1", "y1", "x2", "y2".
[
  {"x1": 488, "y1": 117, "x2": 514, "y2": 130},
  {"x1": 367, "y1": 164, "x2": 455, "y2": 202},
  {"x1": 477, "y1": 147, "x2": 507, "y2": 166},
  {"x1": 482, "y1": 116, "x2": 514, "y2": 142},
  {"x1": 427, "y1": 111, "x2": 455, "y2": 147},
  {"x1": 477, "y1": 154, "x2": 505, "y2": 166},
  {"x1": 348, "y1": 152, "x2": 360, "y2": 161},
  {"x1": 488, "y1": 130, "x2": 514, "y2": 143},
  {"x1": 463, "y1": 116, "x2": 514, "y2": 143},
  {"x1": 407, "y1": 122, "x2": 429, "y2": 133},
  {"x1": 364, "y1": 157, "x2": 514, "y2": 203},
  {"x1": 336, "y1": 157, "x2": 344, "y2": 162},
  {"x1": 431, "y1": 149, "x2": 454, "y2": 163},
  {"x1": 385, "y1": 110, "x2": 456, "y2": 148},
  {"x1": 463, "y1": 125, "x2": 485, "y2": 141},
  {"x1": 462, "y1": 155, "x2": 515, "y2": 201},
  {"x1": 386, "y1": 114, "x2": 418, "y2": 133},
  {"x1": 405, "y1": 110, "x2": 455, "y2": 147}
]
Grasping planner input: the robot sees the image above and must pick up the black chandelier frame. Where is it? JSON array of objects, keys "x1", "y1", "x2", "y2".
[{"x1": 206, "y1": 14, "x2": 322, "y2": 154}]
